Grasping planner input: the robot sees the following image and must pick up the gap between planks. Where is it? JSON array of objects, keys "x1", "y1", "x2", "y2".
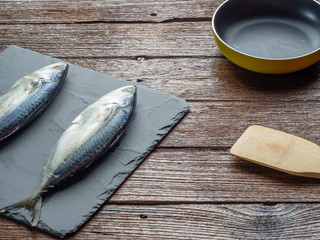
[
  {"x1": 0, "y1": 17, "x2": 212, "y2": 25},
  {"x1": 104, "y1": 200, "x2": 320, "y2": 206}
]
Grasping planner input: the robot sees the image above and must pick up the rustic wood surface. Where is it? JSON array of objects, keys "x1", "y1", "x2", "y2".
[{"x1": 1, "y1": 0, "x2": 320, "y2": 239}]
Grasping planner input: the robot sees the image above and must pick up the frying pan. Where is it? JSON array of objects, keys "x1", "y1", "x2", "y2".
[{"x1": 212, "y1": 0, "x2": 320, "y2": 74}]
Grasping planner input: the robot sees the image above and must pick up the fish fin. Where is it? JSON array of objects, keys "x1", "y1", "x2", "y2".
[
  {"x1": 31, "y1": 196, "x2": 42, "y2": 227},
  {"x1": 0, "y1": 194, "x2": 42, "y2": 227}
]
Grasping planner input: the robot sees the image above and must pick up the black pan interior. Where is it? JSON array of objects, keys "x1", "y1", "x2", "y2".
[{"x1": 214, "y1": 0, "x2": 320, "y2": 59}]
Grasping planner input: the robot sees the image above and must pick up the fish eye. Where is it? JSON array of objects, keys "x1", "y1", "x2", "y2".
[
  {"x1": 122, "y1": 88, "x2": 132, "y2": 93},
  {"x1": 52, "y1": 65, "x2": 63, "y2": 70}
]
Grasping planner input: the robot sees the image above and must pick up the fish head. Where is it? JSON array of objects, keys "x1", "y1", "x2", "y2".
[
  {"x1": 98, "y1": 85, "x2": 137, "y2": 109},
  {"x1": 34, "y1": 62, "x2": 69, "y2": 84},
  {"x1": 4, "y1": 62, "x2": 68, "y2": 97},
  {"x1": 19, "y1": 62, "x2": 68, "y2": 90}
]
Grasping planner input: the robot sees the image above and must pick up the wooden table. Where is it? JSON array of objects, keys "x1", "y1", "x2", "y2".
[{"x1": 1, "y1": 0, "x2": 320, "y2": 239}]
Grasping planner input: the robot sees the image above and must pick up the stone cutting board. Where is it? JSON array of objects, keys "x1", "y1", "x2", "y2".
[{"x1": 0, "y1": 46, "x2": 189, "y2": 238}]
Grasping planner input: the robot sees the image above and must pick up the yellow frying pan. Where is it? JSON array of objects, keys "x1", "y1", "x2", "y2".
[{"x1": 212, "y1": 0, "x2": 320, "y2": 74}]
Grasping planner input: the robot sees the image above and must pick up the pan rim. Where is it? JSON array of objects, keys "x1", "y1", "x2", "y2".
[{"x1": 212, "y1": 0, "x2": 320, "y2": 61}]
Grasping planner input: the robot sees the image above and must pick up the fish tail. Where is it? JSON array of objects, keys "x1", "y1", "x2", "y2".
[{"x1": 0, "y1": 194, "x2": 42, "y2": 227}]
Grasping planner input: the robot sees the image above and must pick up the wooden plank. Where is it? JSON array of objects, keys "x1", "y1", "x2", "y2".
[
  {"x1": 0, "y1": 0, "x2": 222, "y2": 23},
  {"x1": 0, "y1": 22, "x2": 218, "y2": 57},
  {"x1": 62, "y1": 57, "x2": 320, "y2": 101},
  {"x1": 2, "y1": 203, "x2": 320, "y2": 239},
  {"x1": 160, "y1": 101, "x2": 320, "y2": 148},
  {"x1": 1, "y1": 1, "x2": 320, "y2": 238},
  {"x1": 1, "y1": 52, "x2": 319, "y2": 102},
  {"x1": 0, "y1": 146, "x2": 319, "y2": 208},
  {"x1": 110, "y1": 148, "x2": 320, "y2": 203}
]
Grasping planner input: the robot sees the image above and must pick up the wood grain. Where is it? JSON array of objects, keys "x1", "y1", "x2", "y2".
[
  {"x1": 1, "y1": 23, "x2": 319, "y2": 100},
  {"x1": 63, "y1": 57, "x2": 320, "y2": 101},
  {"x1": 1, "y1": 203, "x2": 320, "y2": 239},
  {"x1": 230, "y1": 125, "x2": 320, "y2": 179},
  {"x1": 160, "y1": 101, "x2": 320, "y2": 148},
  {"x1": 0, "y1": 0, "x2": 223, "y2": 23},
  {"x1": 110, "y1": 148, "x2": 320, "y2": 203},
  {"x1": 0, "y1": 22, "x2": 218, "y2": 57},
  {"x1": 2, "y1": 0, "x2": 320, "y2": 239}
]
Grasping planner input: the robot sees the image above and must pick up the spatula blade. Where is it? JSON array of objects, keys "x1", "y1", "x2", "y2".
[{"x1": 230, "y1": 125, "x2": 320, "y2": 179}]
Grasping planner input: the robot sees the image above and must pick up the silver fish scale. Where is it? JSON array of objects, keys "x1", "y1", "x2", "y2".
[
  {"x1": 0, "y1": 62, "x2": 68, "y2": 141},
  {"x1": 40, "y1": 90, "x2": 135, "y2": 191},
  {"x1": 0, "y1": 85, "x2": 136, "y2": 228},
  {"x1": 0, "y1": 81, "x2": 60, "y2": 139}
]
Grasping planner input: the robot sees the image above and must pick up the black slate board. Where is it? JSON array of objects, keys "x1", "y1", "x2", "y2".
[{"x1": 0, "y1": 46, "x2": 189, "y2": 238}]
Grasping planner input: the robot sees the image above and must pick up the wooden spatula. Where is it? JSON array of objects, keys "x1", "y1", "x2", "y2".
[{"x1": 230, "y1": 125, "x2": 320, "y2": 179}]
